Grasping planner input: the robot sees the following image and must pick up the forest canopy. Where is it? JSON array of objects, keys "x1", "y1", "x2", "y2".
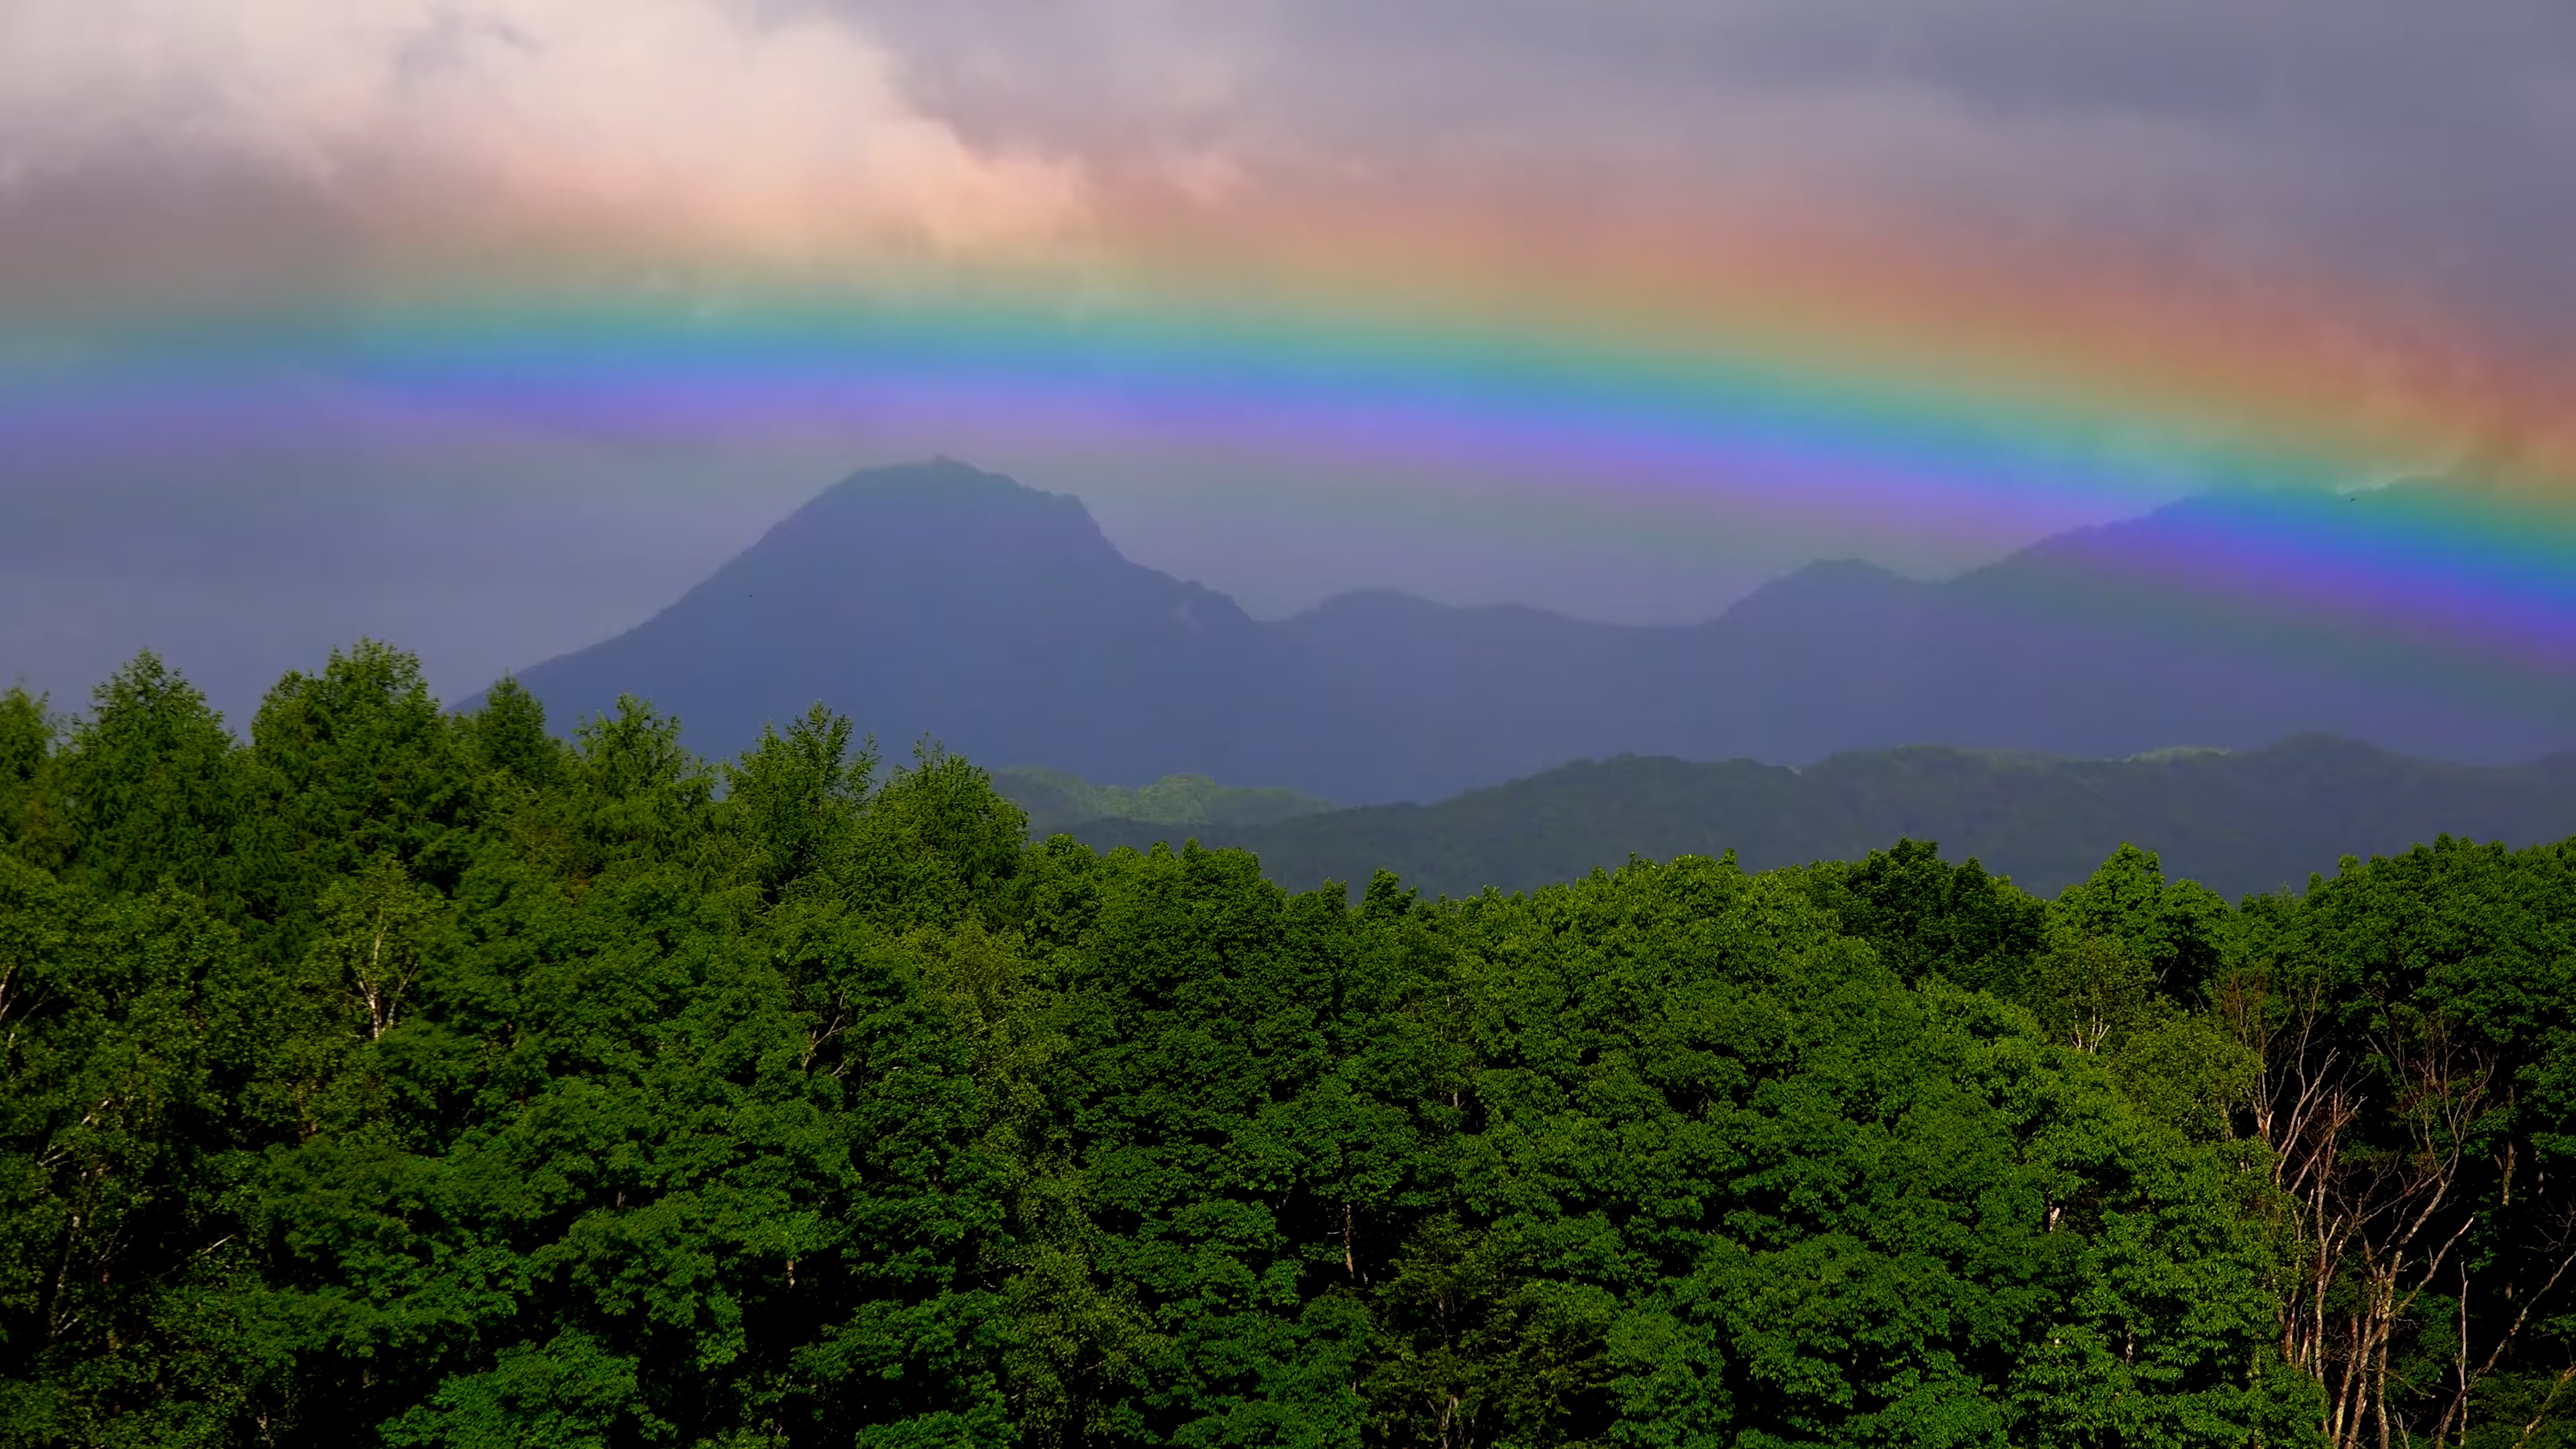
[{"x1": 3, "y1": 642, "x2": 2575, "y2": 1448}]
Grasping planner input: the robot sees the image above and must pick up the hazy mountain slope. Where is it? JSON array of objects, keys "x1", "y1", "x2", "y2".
[
  {"x1": 1249, "y1": 590, "x2": 1703, "y2": 800},
  {"x1": 1865, "y1": 493, "x2": 2576, "y2": 762},
  {"x1": 1067, "y1": 737, "x2": 2576, "y2": 900},
  {"x1": 515, "y1": 460, "x2": 1270, "y2": 786},
  {"x1": 513, "y1": 462, "x2": 2576, "y2": 801}
]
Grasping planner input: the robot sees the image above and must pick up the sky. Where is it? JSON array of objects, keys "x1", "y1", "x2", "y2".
[{"x1": 3, "y1": 1, "x2": 2573, "y2": 721}]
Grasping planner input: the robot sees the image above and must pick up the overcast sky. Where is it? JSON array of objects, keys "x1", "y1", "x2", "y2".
[{"x1": 3, "y1": 1, "x2": 2570, "y2": 720}]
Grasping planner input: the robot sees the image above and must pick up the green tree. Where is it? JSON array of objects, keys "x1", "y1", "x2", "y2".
[
  {"x1": 2025, "y1": 930, "x2": 2157, "y2": 1053},
  {"x1": 457, "y1": 676, "x2": 568, "y2": 790},
  {"x1": 1806, "y1": 837, "x2": 2049, "y2": 994},
  {"x1": 725, "y1": 703, "x2": 875, "y2": 901},
  {"x1": 246, "y1": 641, "x2": 475, "y2": 928},
  {"x1": 2051, "y1": 844, "x2": 2231, "y2": 1001},
  {"x1": 0, "y1": 856, "x2": 291, "y2": 1444},
  {"x1": 0, "y1": 688, "x2": 52, "y2": 853},
  {"x1": 307, "y1": 853, "x2": 445, "y2": 1042},
  {"x1": 46, "y1": 654, "x2": 246, "y2": 907}
]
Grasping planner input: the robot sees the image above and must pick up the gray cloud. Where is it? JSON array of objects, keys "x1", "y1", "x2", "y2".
[
  {"x1": 867, "y1": 1, "x2": 2576, "y2": 332},
  {"x1": 3, "y1": 1, "x2": 2569, "y2": 720}
]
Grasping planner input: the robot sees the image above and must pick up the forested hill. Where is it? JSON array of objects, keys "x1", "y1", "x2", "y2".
[
  {"x1": 509, "y1": 460, "x2": 2576, "y2": 802},
  {"x1": 1053, "y1": 735, "x2": 2576, "y2": 899},
  {"x1": 15, "y1": 649, "x2": 2576, "y2": 1433},
  {"x1": 13, "y1": 646, "x2": 2576, "y2": 1444}
]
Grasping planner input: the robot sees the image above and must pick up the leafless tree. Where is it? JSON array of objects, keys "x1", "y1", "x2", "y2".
[{"x1": 2222, "y1": 969, "x2": 2512, "y2": 1448}]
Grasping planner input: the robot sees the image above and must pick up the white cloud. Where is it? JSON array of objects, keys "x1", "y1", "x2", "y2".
[{"x1": 0, "y1": 0, "x2": 1088, "y2": 260}]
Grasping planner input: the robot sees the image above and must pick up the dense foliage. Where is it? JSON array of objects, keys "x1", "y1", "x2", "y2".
[{"x1": 4, "y1": 645, "x2": 2575, "y2": 1448}]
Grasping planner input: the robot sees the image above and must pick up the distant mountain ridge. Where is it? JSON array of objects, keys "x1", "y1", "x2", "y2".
[
  {"x1": 1056, "y1": 736, "x2": 2576, "y2": 901},
  {"x1": 513, "y1": 460, "x2": 2576, "y2": 802}
]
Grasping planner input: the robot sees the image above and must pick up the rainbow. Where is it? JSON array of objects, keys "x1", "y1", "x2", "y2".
[{"x1": 5, "y1": 193, "x2": 2573, "y2": 673}]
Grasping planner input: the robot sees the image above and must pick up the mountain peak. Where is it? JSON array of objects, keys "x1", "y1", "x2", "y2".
[
  {"x1": 817, "y1": 456, "x2": 1053, "y2": 504},
  {"x1": 513, "y1": 465, "x2": 2576, "y2": 798},
  {"x1": 765, "y1": 459, "x2": 1108, "y2": 563},
  {"x1": 513, "y1": 459, "x2": 1263, "y2": 786}
]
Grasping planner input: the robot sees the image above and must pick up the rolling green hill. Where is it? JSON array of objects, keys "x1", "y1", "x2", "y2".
[{"x1": 1059, "y1": 733, "x2": 2576, "y2": 898}]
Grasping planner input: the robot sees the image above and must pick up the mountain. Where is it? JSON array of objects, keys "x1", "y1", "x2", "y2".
[
  {"x1": 513, "y1": 460, "x2": 1267, "y2": 786},
  {"x1": 513, "y1": 460, "x2": 2576, "y2": 802},
  {"x1": 1061, "y1": 735, "x2": 2576, "y2": 900}
]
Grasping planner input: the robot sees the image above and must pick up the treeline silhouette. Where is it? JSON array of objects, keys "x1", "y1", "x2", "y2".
[{"x1": 3, "y1": 642, "x2": 2574, "y2": 1448}]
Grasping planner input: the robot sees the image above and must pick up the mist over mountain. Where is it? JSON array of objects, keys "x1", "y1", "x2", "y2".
[
  {"x1": 1053, "y1": 735, "x2": 2576, "y2": 901},
  {"x1": 513, "y1": 461, "x2": 2576, "y2": 802}
]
